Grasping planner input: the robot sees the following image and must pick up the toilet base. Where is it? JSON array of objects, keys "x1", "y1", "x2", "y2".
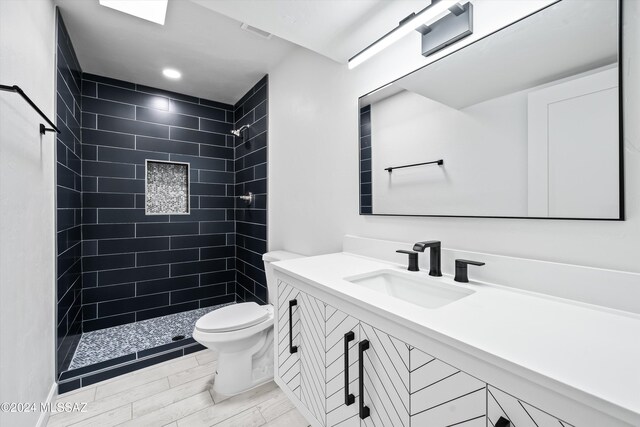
[
  {"x1": 213, "y1": 371, "x2": 273, "y2": 398},
  {"x1": 211, "y1": 328, "x2": 274, "y2": 396}
]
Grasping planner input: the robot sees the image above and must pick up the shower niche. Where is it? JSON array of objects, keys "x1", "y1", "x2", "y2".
[{"x1": 145, "y1": 160, "x2": 190, "y2": 215}]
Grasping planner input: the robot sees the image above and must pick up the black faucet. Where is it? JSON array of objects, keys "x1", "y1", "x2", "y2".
[
  {"x1": 454, "y1": 259, "x2": 485, "y2": 283},
  {"x1": 396, "y1": 250, "x2": 419, "y2": 271},
  {"x1": 413, "y1": 241, "x2": 442, "y2": 277}
]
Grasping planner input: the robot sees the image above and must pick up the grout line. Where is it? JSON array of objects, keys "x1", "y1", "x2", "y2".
[
  {"x1": 86, "y1": 153, "x2": 231, "y2": 166},
  {"x1": 90, "y1": 108, "x2": 233, "y2": 134},
  {"x1": 85, "y1": 78, "x2": 234, "y2": 113}
]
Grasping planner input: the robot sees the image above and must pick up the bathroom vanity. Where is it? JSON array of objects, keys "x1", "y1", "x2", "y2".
[{"x1": 272, "y1": 237, "x2": 640, "y2": 427}]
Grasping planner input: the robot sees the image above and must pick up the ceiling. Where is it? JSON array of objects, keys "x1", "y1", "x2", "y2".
[
  {"x1": 55, "y1": 0, "x2": 296, "y2": 104},
  {"x1": 56, "y1": 0, "x2": 433, "y2": 103},
  {"x1": 191, "y1": 0, "x2": 431, "y2": 63}
]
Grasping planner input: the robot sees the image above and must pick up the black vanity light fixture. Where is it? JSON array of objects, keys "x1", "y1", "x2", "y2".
[{"x1": 348, "y1": 0, "x2": 473, "y2": 69}]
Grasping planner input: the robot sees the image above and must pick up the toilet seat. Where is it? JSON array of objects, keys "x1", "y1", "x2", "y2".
[
  {"x1": 193, "y1": 304, "x2": 274, "y2": 347},
  {"x1": 195, "y1": 302, "x2": 272, "y2": 333}
]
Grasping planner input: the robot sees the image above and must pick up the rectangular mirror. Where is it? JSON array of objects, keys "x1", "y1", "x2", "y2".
[{"x1": 359, "y1": 0, "x2": 623, "y2": 219}]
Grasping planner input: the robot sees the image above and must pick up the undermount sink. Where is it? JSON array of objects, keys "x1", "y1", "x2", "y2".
[{"x1": 345, "y1": 270, "x2": 474, "y2": 309}]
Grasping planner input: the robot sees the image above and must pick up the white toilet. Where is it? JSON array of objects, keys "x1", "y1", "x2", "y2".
[{"x1": 192, "y1": 250, "x2": 303, "y2": 396}]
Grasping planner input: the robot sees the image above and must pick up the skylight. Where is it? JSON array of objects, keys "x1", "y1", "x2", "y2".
[{"x1": 99, "y1": 0, "x2": 168, "y2": 25}]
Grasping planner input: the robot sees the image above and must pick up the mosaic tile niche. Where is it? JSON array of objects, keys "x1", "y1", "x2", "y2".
[{"x1": 146, "y1": 160, "x2": 190, "y2": 214}]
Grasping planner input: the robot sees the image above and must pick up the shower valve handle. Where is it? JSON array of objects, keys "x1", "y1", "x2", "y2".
[{"x1": 238, "y1": 192, "x2": 254, "y2": 206}]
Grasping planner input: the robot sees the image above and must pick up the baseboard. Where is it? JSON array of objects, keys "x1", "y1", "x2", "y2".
[{"x1": 35, "y1": 382, "x2": 57, "y2": 427}]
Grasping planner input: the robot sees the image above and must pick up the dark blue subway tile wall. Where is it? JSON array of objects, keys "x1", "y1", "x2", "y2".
[
  {"x1": 56, "y1": 8, "x2": 270, "y2": 380},
  {"x1": 56, "y1": 11, "x2": 83, "y2": 376},
  {"x1": 359, "y1": 105, "x2": 372, "y2": 214},
  {"x1": 234, "y1": 76, "x2": 269, "y2": 304},
  {"x1": 80, "y1": 73, "x2": 237, "y2": 332}
]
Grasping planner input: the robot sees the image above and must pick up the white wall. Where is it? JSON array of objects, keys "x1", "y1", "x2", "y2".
[
  {"x1": 371, "y1": 89, "x2": 528, "y2": 216},
  {"x1": 0, "y1": 0, "x2": 57, "y2": 426},
  {"x1": 268, "y1": 0, "x2": 640, "y2": 274},
  {"x1": 370, "y1": 65, "x2": 619, "y2": 218}
]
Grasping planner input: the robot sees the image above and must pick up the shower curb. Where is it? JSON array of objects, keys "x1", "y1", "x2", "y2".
[{"x1": 57, "y1": 338, "x2": 205, "y2": 394}]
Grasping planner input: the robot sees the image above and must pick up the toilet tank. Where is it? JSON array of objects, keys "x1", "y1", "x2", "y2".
[{"x1": 263, "y1": 251, "x2": 304, "y2": 304}]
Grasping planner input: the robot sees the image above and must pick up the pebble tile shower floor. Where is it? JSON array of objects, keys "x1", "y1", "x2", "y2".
[{"x1": 69, "y1": 304, "x2": 231, "y2": 369}]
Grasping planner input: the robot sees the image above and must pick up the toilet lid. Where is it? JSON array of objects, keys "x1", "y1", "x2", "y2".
[{"x1": 195, "y1": 302, "x2": 271, "y2": 333}]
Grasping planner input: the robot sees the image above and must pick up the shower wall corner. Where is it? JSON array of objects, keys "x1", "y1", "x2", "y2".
[{"x1": 233, "y1": 75, "x2": 269, "y2": 304}]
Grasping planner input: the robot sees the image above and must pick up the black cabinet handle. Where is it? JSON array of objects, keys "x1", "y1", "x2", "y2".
[
  {"x1": 288, "y1": 299, "x2": 298, "y2": 354},
  {"x1": 358, "y1": 340, "x2": 370, "y2": 419},
  {"x1": 495, "y1": 417, "x2": 511, "y2": 427},
  {"x1": 344, "y1": 331, "x2": 355, "y2": 406}
]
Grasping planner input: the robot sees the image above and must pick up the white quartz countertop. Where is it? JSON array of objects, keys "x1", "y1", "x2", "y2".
[{"x1": 273, "y1": 252, "x2": 640, "y2": 423}]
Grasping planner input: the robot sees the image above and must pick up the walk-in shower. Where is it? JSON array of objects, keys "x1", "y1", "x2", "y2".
[{"x1": 55, "y1": 11, "x2": 269, "y2": 394}]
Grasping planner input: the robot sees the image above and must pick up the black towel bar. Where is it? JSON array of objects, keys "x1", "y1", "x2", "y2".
[
  {"x1": 0, "y1": 84, "x2": 60, "y2": 135},
  {"x1": 385, "y1": 159, "x2": 444, "y2": 172}
]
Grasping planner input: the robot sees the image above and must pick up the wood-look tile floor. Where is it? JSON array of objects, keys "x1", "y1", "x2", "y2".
[{"x1": 47, "y1": 350, "x2": 310, "y2": 427}]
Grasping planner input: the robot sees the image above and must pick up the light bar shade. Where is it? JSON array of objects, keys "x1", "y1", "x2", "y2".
[
  {"x1": 348, "y1": 0, "x2": 458, "y2": 69},
  {"x1": 99, "y1": 0, "x2": 169, "y2": 25}
]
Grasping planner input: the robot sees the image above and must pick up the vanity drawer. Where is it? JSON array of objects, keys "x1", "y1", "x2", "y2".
[
  {"x1": 487, "y1": 385, "x2": 574, "y2": 427},
  {"x1": 407, "y1": 341, "x2": 486, "y2": 426}
]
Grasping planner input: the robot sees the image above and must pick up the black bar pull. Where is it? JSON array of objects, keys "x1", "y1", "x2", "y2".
[
  {"x1": 344, "y1": 331, "x2": 355, "y2": 405},
  {"x1": 358, "y1": 340, "x2": 370, "y2": 419},
  {"x1": 385, "y1": 159, "x2": 444, "y2": 173},
  {"x1": 288, "y1": 299, "x2": 298, "y2": 354},
  {"x1": 495, "y1": 417, "x2": 511, "y2": 427}
]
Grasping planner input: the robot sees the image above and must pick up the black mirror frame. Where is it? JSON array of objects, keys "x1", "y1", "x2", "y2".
[{"x1": 358, "y1": 0, "x2": 624, "y2": 221}]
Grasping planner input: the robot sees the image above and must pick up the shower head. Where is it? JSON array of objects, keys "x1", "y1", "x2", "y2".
[{"x1": 230, "y1": 124, "x2": 250, "y2": 138}]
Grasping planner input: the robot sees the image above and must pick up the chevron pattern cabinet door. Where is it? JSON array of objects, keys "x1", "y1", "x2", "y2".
[
  {"x1": 300, "y1": 291, "x2": 327, "y2": 426},
  {"x1": 409, "y1": 343, "x2": 486, "y2": 427},
  {"x1": 360, "y1": 322, "x2": 411, "y2": 427},
  {"x1": 276, "y1": 279, "x2": 301, "y2": 399},
  {"x1": 325, "y1": 306, "x2": 360, "y2": 427},
  {"x1": 488, "y1": 385, "x2": 575, "y2": 427}
]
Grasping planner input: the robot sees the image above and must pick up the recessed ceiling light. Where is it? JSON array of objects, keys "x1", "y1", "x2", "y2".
[
  {"x1": 162, "y1": 68, "x2": 181, "y2": 79},
  {"x1": 99, "y1": 0, "x2": 168, "y2": 25}
]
